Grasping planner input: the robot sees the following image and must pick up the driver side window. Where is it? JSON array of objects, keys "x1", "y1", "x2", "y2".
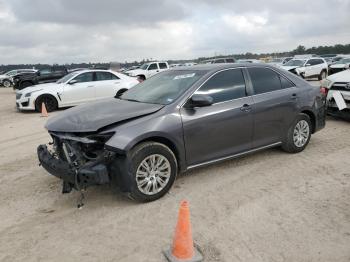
[{"x1": 73, "y1": 72, "x2": 94, "y2": 83}]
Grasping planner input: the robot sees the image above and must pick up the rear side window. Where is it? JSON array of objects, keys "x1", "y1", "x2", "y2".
[
  {"x1": 214, "y1": 59, "x2": 225, "y2": 63},
  {"x1": 308, "y1": 59, "x2": 323, "y2": 65},
  {"x1": 226, "y1": 58, "x2": 235, "y2": 63},
  {"x1": 279, "y1": 75, "x2": 295, "y2": 89},
  {"x1": 248, "y1": 67, "x2": 282, "y2": 94},
  {"x1": 159, "y1": 63, "x2": 168, "y2": 69},
  {"x1": 148, "y1": 63, "x2": 158, "y2": 70},
  {"x1": 196, "y1": 69, "x2": 246, "y2": 103},
  {"x1": 95, "y1": 72, "x2": 119, "y2": 81}
]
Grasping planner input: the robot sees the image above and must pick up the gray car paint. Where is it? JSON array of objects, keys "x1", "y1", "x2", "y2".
[
  {"x1": 45, "y1": 98, "x2": 164, "y2": 132},
  {"x1": 45, "y1": 64, "x2": 325, "y2": 172}
]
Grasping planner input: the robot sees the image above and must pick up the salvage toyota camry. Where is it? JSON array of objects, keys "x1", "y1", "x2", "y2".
[{"x1": 38, "y1": 64, "x2": 326, "y2": 202}]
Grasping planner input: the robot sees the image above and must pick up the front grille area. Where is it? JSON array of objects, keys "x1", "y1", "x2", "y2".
[
  {"x1": 330, "y1": 82, "x2": 350, "y2": 92},
  {"x1": 21, "y1": 101, "x2": 29, "y2": 107},
  {"x1": 16, "y1": 93, "x2": 22, "y2": 99}
]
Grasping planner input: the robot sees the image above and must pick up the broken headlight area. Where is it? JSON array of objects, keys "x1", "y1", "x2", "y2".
[{"x1": 37, "y1": 131, "x2": 116, "y2": 194}]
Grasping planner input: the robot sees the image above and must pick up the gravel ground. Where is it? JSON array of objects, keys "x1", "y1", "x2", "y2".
[{"x1": 0, "y1": 85, "x2": 349, "y2": 262}]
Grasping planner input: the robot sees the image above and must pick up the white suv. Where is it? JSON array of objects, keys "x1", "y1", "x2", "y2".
[
  {"x1": 281, "y1": 57, "x2": 328, "y2": 80},
  {"x1": 124, "y1": 62, "x2": 169, "y2": 80}
]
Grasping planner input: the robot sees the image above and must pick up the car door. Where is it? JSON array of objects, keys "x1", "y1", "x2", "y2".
[
  {"x1": 38, "y1": 68, "x2": 52, "y2": 82},
  {"x1": 304, "y1": 59, "x2": 318, "y2": 77},
  {"x1": 146, "y1": 63, "x2": 159, "y2": 78},
  {"x1": 158, "y1": 62, "x2": 168, "y2": 73},
  {"x1": 94, "y1": 71, "x2": 122, "y2": 99},
  {"x1": 60, "y1": 72, "x2": 95, "y2": 106},
  {"x1": 247, "y1": 67, "x2": 298, "y2": 148},
  {"x1": 180, "y1": 68, "x2": 254, "y2": 166}
]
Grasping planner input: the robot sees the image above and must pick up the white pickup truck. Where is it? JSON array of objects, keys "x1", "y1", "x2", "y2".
[{"x1": 124, "y1": 61, "x2": 169, "y2": 80}]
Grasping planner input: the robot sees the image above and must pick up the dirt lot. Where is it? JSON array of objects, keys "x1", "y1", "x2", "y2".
[{"x1": 0, "y1": 87, "x2": 349, "y2": 262}]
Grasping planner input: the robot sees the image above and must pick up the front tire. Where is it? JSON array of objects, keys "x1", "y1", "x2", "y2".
[
  {"x1": 2, "y1": 79, "x2": 12, "y2": 88},
  {"x1": 35, "y1": 95, "x2": 58, "y2": 112},
  {"x1": 282, "y1": 113, "x2": 312, "y2": 153},
  {"x1": 127, "y1": 142, "x2": 177, "y2": 202},
  {"x1": 318, "y1": 70, "x2": 327, "y2": 80}
]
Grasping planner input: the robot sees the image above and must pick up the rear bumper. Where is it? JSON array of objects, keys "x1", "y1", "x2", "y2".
[{"x1": 37, "y1": 145, "x2": 110, "y2": 191}]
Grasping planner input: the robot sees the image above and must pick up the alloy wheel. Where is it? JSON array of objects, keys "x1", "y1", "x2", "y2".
[
  {"x1": 3, "y1": 80, "x2": 11, "y2": 88},
  {"x1": 293, "y1": 120, "x2": 310, "y2": 148},
  {"x1": 136, "y1": 154, "x2": 171, "y2": 195}
]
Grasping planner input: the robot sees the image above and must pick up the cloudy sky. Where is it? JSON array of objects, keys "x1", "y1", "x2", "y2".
[{"x1": 0, "y1": 0, "x2": 349, "y2": 64}]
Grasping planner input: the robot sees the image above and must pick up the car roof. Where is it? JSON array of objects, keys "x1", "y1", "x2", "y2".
[{"x1": 169, "y1": 63, "x2": 279, "y2": 73}]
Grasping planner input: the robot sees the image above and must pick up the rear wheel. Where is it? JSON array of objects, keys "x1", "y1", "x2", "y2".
[
  {"x1": 35, "y1": 95, "x2": 58, "y2": 112},
  {"x1": 127, "y1": 142, "x2": 177, "y2": 202},
  {"x1": 282, "y1": 113, "x2": 312, "y2": 153},
  {"x1": 137, "y1": 75, "x2": 146, "y2": 82}
]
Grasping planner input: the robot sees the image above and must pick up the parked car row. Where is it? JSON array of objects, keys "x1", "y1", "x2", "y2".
[
  {"x1": 15, "y1": 69, "x2": 138, "y2": 112},
  {"x1": 0, "y1": 69, "x2": 37, "y2": 88}
]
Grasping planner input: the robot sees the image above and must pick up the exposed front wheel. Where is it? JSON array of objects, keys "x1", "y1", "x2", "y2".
[
  {"x1": 128, "y1": 142, "x2": 177, "y2": 202},
  {"x1": 35, "y1": 95, "x2": 58, "y2": 112},
  {"x1": 282, "y1": 113, "x2": 312, "y2": 153}
]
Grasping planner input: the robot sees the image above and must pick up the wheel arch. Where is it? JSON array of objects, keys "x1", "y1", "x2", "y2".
[
  {"x1": 34, "y1": 93, "x2": 59, "y2": 111},
  {"x1": 127, "y1": 135, "x2": 184, "y2": 172},
  {"x1": 300, "y1": 109, "x2": 316, "y2": 133}
]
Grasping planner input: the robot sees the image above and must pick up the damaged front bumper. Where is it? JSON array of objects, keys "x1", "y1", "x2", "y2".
[{"x1": 37, "y1": 144, "x2": 114, "y2": 193}]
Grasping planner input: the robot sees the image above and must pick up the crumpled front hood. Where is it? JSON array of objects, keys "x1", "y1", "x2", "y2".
[
  {"x1": 327, "y1": 69, "x2": 350, "y2": 82},
  {"x1": 45, "y1": 98, "x2": 164, "y2": 133}
]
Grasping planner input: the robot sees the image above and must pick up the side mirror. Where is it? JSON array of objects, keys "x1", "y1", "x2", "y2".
[
  {"x1": 115, "y1": 88, "x2": 128, "y2": 98},
  {"x1": 188, "y1": 94, "x2": 213, "y2": 108},
  {"x1": 36, "y1": 71, "x2": 41, "y2": 76},
  {"x1": 305, "y1": 63, "x2": 311, "y2": 67},
  {"x1": 68, "y1": 79, "x2": 78, "y2": 85}
]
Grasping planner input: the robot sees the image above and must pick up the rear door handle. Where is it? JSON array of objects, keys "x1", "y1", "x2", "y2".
[
  {"x1": 291, "y1": 93, "x2": 297, "y2": 99},
  {"x1": 87, "y1": 85, "x2": 94, "y2": 88},
  {"x1": 240, "y1": 104, "x2": 252, "y2": 112}
]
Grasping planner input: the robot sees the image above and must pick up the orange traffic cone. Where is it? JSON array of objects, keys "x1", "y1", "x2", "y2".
[
  {"x1": 163, "y1": 200, "x2": 203, "y2": 262},
  {"x1": 41, "y1": 102, "x2": 48, "y2": 117}
]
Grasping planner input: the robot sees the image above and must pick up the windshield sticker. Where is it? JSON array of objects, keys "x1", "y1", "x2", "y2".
[{"x1": 173, "y1": 73, "x2": 195, "y2": 80}]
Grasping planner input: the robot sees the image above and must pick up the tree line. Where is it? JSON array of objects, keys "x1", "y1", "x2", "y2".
[{"x1": 1, "y1": 43, "x2": 349, "y2": 72}]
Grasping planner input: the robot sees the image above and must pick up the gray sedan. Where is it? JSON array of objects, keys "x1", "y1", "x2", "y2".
[{"x1": 37, "y1": 64, "x2": 326, "y2": 202}]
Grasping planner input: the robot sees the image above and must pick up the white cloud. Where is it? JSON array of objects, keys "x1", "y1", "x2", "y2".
[{"x1": 0, "y1": 0, "x2": 349, "y2": 64}]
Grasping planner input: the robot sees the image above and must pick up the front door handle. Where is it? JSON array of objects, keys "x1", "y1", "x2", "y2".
[
  {"x1": 291, "y1": 93, "x2": 297, "y2": 99},
  {"x1": 87, "y1": 85, "x2": 94, "y2": 88},
  {"x1": 240, "y1": 104, "x2": 252, "y2": 112}
]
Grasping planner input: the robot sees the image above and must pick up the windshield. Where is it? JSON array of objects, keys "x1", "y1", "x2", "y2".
[
  {"x1": 5, "y1": 70, "x2": 16, "y2": 76},
  {"x1": 336, "y1": 58, "x2": 350, "y2": 64},
  {"x1": 121, "y1": 70, "x2": 207, "y2": 105},
  {"x1": 56, "y1": 71, "x2": 80, "y2": 84},
  {"x1": 284, "y1": 59, "x2": 306, "y2": 66},
  {"x1": 139, "y1": 63, "x2": 149, "y2": 70}
]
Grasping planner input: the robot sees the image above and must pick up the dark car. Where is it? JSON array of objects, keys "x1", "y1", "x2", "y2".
[
  {"x1": 37, "y1": 64, "x2": 326, "y2": 202},
  {"x1": 13, "y1": 66, "x2": 68, "y2": 90}
]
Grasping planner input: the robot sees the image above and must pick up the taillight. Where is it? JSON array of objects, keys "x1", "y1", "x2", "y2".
[{"x1": 320, "y1": 87, "x2": 328, "y2": 96}]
